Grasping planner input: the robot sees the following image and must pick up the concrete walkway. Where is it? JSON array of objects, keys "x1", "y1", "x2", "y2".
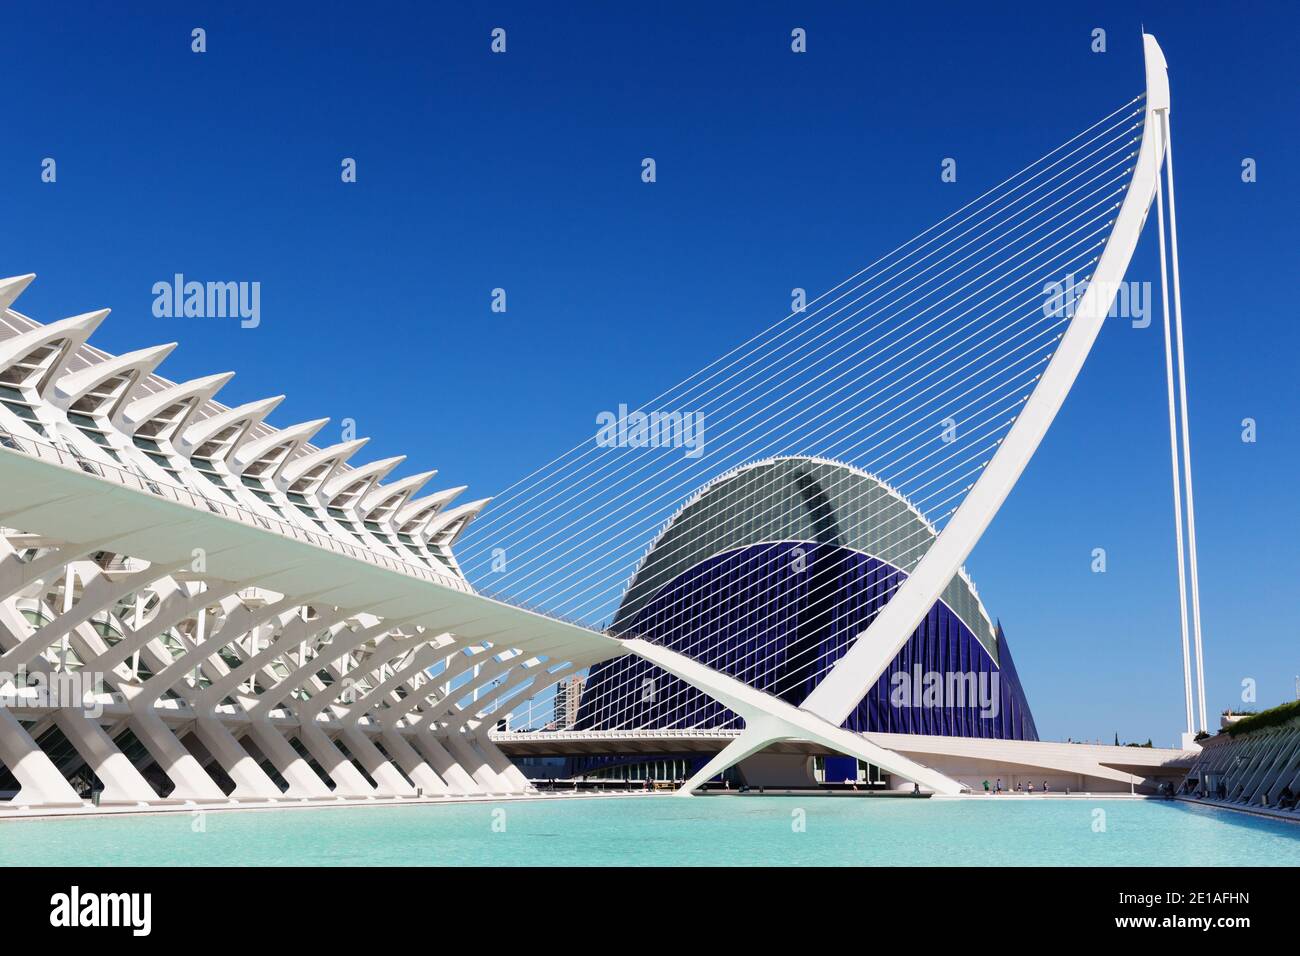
[{"x1": 0, "y1": 788, "x2": 659, "y2": 823}]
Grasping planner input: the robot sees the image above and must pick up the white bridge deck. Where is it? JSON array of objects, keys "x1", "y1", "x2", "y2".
[{"x1": 492, "y1": 728, "x2": 1195, "y2": 791}]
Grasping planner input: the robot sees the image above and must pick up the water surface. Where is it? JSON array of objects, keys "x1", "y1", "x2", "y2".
[{"x1": 2, "y1": 796, "x2": 1296, "y2": 866}]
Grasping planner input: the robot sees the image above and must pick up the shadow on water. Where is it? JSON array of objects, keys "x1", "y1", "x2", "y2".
[{"x1": 1158, "y1": 799, "x2": 1300, "y2": 838}]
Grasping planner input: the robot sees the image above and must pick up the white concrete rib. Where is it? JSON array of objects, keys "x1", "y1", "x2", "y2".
[{"x1": 0, "y1": 284, "x2": 622, "y2": 809}]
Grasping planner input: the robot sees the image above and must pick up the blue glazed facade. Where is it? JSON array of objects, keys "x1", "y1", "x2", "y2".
[{"x1": 577, "y1": 540, "x2": 1037, "y2": 740}]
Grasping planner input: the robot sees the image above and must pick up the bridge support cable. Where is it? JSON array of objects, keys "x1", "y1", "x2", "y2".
[
  {"x1": 489, "y1": 39, "x2": 1179, "y2": 797},
  {"x1": 465, "y1": 172, "x2": 1128, "y2": 621},
  {"x1": 468, "y1": 139, "x2": 1136, "y2": 736},
  {"x1": 458, "y1": 100, "x2": 1144, "y2": 642},
  {"x1": 461, "y1": 98, "x2": 1143, "y2": 546}
]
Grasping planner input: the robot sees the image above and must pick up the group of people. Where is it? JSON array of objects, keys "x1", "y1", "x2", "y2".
[{"x1": 982, "y1": 777, "x2": 1054, "y2": 794}]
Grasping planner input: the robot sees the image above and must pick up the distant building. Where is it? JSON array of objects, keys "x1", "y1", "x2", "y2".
[
  {"x1": 507, "y1": 457, "x2": 1040, "y2": 788},
  {"x1": 554, "y1": 674, "x2": 587, "y2": 730},
  {"x1": 578, "y1": 457, "x2": 1037, "y2": 739}
]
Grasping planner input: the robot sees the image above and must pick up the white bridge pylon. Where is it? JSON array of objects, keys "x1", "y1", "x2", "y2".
[
  {"x1": 671, "y1": 34, "x2": 1177, "y2": 796},
  {"x1": 626, "y1": 639, "x2": 967, "y2": 795}
]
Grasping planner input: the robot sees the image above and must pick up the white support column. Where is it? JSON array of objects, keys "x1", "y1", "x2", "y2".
[
  {"x1": 51, "y1": 708, "x2": 157, "y2": 805},
  {"x1": 467, "y1": 726, "x2": 533, "y2": 792},
  {"x1": 0, "y1": 708, "x2": 83, "y2": 807},
  {"x1": 294, "y1": 720, "x2": 376, "y2": 798},
  {"x1": 130, "y1": 592, "x2": 142, "y2": 681},
  {"x1": 677, "y1": 719, "x2": 787, "y2": 794},
  {"x1": 1263, "y1": 734, "x2": 1300, "y2": 806},
  {"x1": 337, "y1": 725, "x2": 417, "y2": 797},
  {"x1": 120, "y1": 690, "x2": 228, "y2": 802},
  {"x1": 1153, "y1": 142, "x2": 1196, "y2": 742},
  {"x1": 378, "y1": 725, "x2": 451, "y2": 795},
  {"x1": 441, "y1": 732, "x2": 513, "y2": 793},
  {"x1": 408, "y1": 723, "x2": 479, "y2": 795},
  {"x1": 59, "y1": 564, "x2": 74, "y2": 672},
  {"x1": 191, "y1": 715, "x2": 284, "y2": 801},
  {"x1": 1161, "y1": 111, "x2": 1209, "y2": 733},
  {"x1": 329, "y1": 645, "x2": 449, "y2": 797},
  {"x1": 243, "y1": 718, "x2": 334, "y2": 799}
]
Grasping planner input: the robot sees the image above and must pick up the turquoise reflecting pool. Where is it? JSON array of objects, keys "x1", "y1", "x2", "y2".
[{"x1": 3, "y1": 796, "x2": 1298, "y2": 866}]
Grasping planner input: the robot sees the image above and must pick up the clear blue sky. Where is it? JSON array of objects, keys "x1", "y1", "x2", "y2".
[{"x1": 2, "y1": 1, "x2": 1295, "y2": 746}]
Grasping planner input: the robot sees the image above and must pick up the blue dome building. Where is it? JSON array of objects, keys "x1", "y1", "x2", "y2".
[{"x1": 577, "y1": 456, "x2": 1037, "y2": 742}]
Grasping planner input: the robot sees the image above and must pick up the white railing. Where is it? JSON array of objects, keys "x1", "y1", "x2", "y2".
[{"x1": 489, "y1": 727, "x2": 741, "y2": 742}]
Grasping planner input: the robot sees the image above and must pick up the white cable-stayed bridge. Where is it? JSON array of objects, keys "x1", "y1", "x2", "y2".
[
  {"x1": 0, "y1": 34, "x2": 1202, "y2": 811},
  {"x1": 466, "y1": 33, "x2": 1206, "y2": 794}
]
